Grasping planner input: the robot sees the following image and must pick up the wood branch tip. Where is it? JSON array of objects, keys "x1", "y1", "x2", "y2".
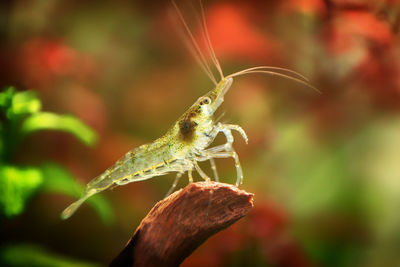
[{"x1": 166, "y1": 181, "x2": 254, "y2": 205}]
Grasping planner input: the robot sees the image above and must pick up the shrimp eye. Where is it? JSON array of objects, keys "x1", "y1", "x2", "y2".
[{"x1": 200, "y1": 97, "x2": 211, "y2": 105}]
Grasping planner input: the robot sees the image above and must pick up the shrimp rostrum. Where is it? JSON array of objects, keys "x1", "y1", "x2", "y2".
[{"x1": 61, "y1": 0, "x2": 317, "y2": 220}]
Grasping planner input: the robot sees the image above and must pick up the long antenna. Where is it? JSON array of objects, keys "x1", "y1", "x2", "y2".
[
  {"x1": 178, "y1": 27, "x2": 218, "y2": 85},
  {"x1": 172, "y1": 0, "x2": 217, "y2": 85},
  {"x1": 230, "y1": 66, "x2": 310, "y2": 82},
  {"x1": 227, "y1": 68, "x2": 320, "y2": 92},
  {"x1": 198, "y1": 0, "x2": 224, "y2": 80}
]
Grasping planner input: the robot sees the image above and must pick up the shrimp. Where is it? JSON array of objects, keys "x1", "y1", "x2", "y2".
[{"x1": 61, "y1": 0, "x2": 317, "y2": 220}]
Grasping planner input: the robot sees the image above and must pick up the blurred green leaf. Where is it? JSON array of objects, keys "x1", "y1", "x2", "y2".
[
  {"x1": 86, "y1": 194, "x2": 114, "y2": 225},
  {"x1": 0, "y1": 165, "x2": 43, "y2": 217},
  {"x1": 0, "y1": 244, "x2": 101, "y2": 267},
  {"x1": 7, "y1": 90, "x2": 42, "y2": 119},
  {"x1": 0, "y1": 121, "x2": 3, "y2": 155},
  {"x1": 268, "y1": 121, "x2": 355, "y2": 217},
  {"x1": 39, "y1": 163, "x2": 81, "y2": 196},
  {"x1": 40, "y1": 163, "x2": 114, "y2": 224},
  {"x1": 21, "y1": 112, "x2": 98, "y2": 146},
  {"x1": 0, "y1": 87, "x2": 15, "y2": 109}
]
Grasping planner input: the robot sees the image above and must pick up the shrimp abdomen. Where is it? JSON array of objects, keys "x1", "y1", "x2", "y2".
[{"x1": 61, "y1": 137, "x2": 184, "y2": 219}]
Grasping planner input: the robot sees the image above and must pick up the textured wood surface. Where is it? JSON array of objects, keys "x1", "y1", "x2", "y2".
[{"x1": 110, "y1": 181, "x2": 254, "y2": 267}]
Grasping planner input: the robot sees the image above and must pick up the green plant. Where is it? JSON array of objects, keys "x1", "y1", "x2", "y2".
[{"x1": 0, "y1": 86, "x2": 113, "y2": 223}]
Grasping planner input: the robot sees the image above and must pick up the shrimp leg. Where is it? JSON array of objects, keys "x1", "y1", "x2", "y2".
[
  {"x1": 196, "y1": 142, "x2": 243, "y2": 184},
  {"x1": 197, "y1": 148, "x2": 244, "y2": 186},
  {"x1": 188, "y1": 169, "x2": 194, "y2": 182},
  {"x1": 209, "y1": 158, "x2": 219, "y2": 182},
  {"x1": 165, "y1": 172, "x2": 183, "y2": 197},
  {"x1": 216, "y1": 124, "x2": 246, "y2": 185},
  {"x1": 216, "y1": 123, "x2": 248, "y2": 144},
  {"x1": 193, "y1": 161, "x2": 211, "y2": 182}
]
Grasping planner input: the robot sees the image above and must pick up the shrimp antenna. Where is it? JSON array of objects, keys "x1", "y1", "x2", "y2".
[
  {"x1": 198, "y1": 0, "x2": 224, "y2": 80},
  {"x1": 172, "y1": 0, "x2": 217, "y2": 85},
  {"x1": 178, "y1": 26, "x2": 218, "y2": 85},
  {"x1": 227, "y1": 67, "x2": 320, "y2": 93},
  {"x1": 232, "y1": 66, "x2": 310, "y2": 82}
]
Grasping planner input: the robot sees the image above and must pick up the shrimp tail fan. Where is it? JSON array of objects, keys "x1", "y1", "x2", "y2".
[{"x1": 61, "y1": 194, "x2": 90, "y2": 220}]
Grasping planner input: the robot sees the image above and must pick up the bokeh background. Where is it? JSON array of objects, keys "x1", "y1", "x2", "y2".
[{"x1": 1, "y1": 0, "x2": 400, "y2": 266}]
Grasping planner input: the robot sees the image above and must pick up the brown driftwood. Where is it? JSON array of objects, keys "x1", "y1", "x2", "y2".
[{"x1": 110, "y1": 181, "x2": 254, "y2": 267}]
